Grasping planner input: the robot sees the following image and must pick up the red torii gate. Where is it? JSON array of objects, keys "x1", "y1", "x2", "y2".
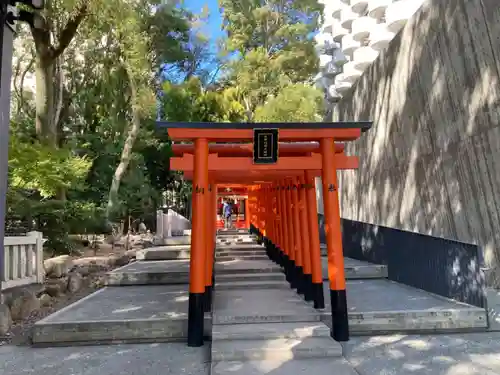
[{"x1": 161, "y1": 121, "x2": 372, "y2": 348}]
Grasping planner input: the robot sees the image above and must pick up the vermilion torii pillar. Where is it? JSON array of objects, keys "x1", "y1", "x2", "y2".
[{"x1": 161, "y1": 121, "x2": 372, "y2": 346}]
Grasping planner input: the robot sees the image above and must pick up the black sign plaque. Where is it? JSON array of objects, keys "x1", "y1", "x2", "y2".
[{"x1": 253, "y1": 128, "x2": 279, "y2": 164}]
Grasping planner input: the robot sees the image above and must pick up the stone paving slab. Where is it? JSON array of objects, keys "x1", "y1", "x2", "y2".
[
  {"x1": 32, "y1": 285, "x2": 212, "y2": 345},
  {"x1": 211, "y1": 336, "x2": 343, "y2": 361},
  {"x1": 212, "y1": 322, "x2": 330, "y2": 341},
  {"x1": 344, "y1": 332, "x2": 500, "y2": 375},
  {"x1": 162, "y1": 236, "x2": 191, "y2": 246},
  {"x1": 6, "y1": 332, "x2": 500, "y2": 375},
  {"x1": 214, "y1": 259, "x2": 282, "y2": 275},
  {"x1": 211, "y1": 358, "x2": 359, "y2": 375},
  {"x1": 212, "y1": 288, "x2": 321, "y2": 325},
  {"x1": 1, "y1": 342, "x2": 210, "y2": 375},
  {"x1": 136, "y1": 246, "x2": 191, "y2": 260},
  {"x1": 216, "y1": 255, "x2": 270, "y2": 262},
  {"x1": 106, "y1": 260, "x2": 190, "y2": 285},
  {"x1": 216, "y1": 249, "x2": 266, "y2": 257},
  {"x1": 328, "y1": 257, "x2": 388, "y2": 280},
  {"x1": 107, "y1": 257, "x2": 387, "y2": 286},
  {"x1": 321, "y1": 280, "x2": 488, "y2": 334},
  {"x1": 214, "y1": 280, "x2": 289, "y2": 290},
  {"x1": 136, "y1": 242, "x2": 262, "y2": 261},
  {"x1": 216, "y1": 244, "x2": 264, "y2": 250},
  {"x1": 216, "y1": 272, "x2": 285, "y2": 283}
]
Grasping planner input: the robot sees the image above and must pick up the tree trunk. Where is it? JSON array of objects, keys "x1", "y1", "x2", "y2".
[
  {"x1": 35, "y1": 57, "x2": 57, "y2": 145},
  {"x1": 106, "y1": 75, "x2": 141, "y2": 219}
]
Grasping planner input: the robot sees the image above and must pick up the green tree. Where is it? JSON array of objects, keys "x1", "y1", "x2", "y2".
[
  {"x1": 254, "y1": 83, "x2": 325, "y2": 122},
  {"x1": 161, "y1": 77, "x2": 245, "y2": 122},
  {"x1": 219, "y1": 0, "x2": 323, "y2": 120}
]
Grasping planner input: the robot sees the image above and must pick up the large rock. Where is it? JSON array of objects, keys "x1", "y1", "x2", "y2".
[
  {"x1": 38, "y1": 293, "x2": 52, "y2": 307},
  {"x1": 0, "y1": 303, "x2": 12, "y2": 335},
  {"x1": 44, "y1": 278, "x2": 68, "y2": 297},
  {"x1": 44, "y1": 255, "x2": 73, "y2": 278},
  {"x1": 72, "y1": 257, "x2": 112, "y2": 275},
  {"x1": 9, "y1": 289, "x2": 40, "y2": 321},
  {"x1": 113, "y1": 254, "x2": 131, "y2": 267},
  {"x1": 67, "y1": 272, "x2": 83, "y2": 294}
]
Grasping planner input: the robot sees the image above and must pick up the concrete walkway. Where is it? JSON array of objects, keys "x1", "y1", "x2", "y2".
[
  {"x1": 4, "y1": 332, "x2": 500, "y2": 375},
  {"x1": 1, "y1": 233, "x2": 499, "y2": 374},
  {"x1": 210, "y1": 244, "x2": 347, "y2": 374}
]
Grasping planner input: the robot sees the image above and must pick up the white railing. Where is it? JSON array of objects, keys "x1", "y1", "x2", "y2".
[
  {"x1": 2, "y1": 231, "x2": 45, "y2": 290},
  {"x1": 156, "y1": 209, "x2": 191, "y2": 238}
]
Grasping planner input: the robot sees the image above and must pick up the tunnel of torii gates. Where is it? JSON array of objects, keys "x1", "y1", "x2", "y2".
[{"x1": 161, "y1": 121, "x2": 372, "y2": 348}]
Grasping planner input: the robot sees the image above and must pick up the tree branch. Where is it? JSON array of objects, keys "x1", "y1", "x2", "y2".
[
  {"x1": 18, "y1": 56, "x2": 35, "y2": 115},
  {"x1": 52, "y1": 4, "x2": 88, "y2": 58}
]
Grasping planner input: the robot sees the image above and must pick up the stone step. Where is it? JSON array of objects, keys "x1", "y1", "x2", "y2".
[
  {"x1": 216, "y1": 272, "x2": 285, "y2": 283},
  {"x1": 216, "y1": 244, "x2": 263, "y2": 250},
  {"x1": 218, "y1": 229, "x2": 249, "y2": 234},
  {"x1": 136, "y1": 246, "x2": 191, "y2": 261},
  {"x1": 216, "y1": 250, "x2": 266, "y2": 257},
  {"x1": 213, "y1": 312, "x2": 321, "y2": 326},
  {"x1": 211, "y1": 337, "x2": 342, "y2": 362},
  {"x1": 212, "y1": 322, "x2": 330, "y2": 341},
  {"x1": 211, "y1": 358, "x2": 359, "y2": 375},
  {"x1": 216, "y1": 255, "x2": 269, "y2": 262},
  {"x1": 215, "y1": 265, "x2": 283, "y2": 275},
  {"x1": 217, "y1": 237, "x2": 255, "y2": 242},
  {"x1": 215, "y1": 280, "x2": 289, "y2": 290},
  {"x1": 217, "y1": 240, "x2": 256, "y2": 246},
  {"x1": 216, "y1": 246, "x2": 264, "y2": 252}
]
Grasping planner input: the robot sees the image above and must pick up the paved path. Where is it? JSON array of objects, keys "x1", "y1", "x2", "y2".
[
  {"x1": 8, "y1": 235, "x2": 496, "y2": 374},
  {"x1": 345, "y1": 332, "x2": 500, "y2": 375},
  {"x1": 0, "y1": 342, "x2": 210, "y2": 375},
  {"x1": 3, "y1": 332, "x2": 500, "y2": 375}
]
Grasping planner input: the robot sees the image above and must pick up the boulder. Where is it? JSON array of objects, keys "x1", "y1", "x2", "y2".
[
  {"x1": 9, "y1": 289, "x2": 40, "y2": 321},
  {"x1": 44, "y1": 255, "x2": 73, "y2": 278},
  {"x1": 0, "y1": 303, "x2": 12, "y2": 335},
  {"x1": 108, "y1": 254, "x2": 130, "y2": 267},
  {"x1": 91, "y1": 274, "x2": 106, "y2": 289},
  {"x1": 125, "y1": 249, "x2": 137, "y2": 258},
  {"x1": 72, "y1": 257, "x2": 112, "y2": 273},
  {"x1": 38, "y1": 293, "x2": 52, "y2": 307},
  {"x1": 44, "y1": 278, "x2": 68, "y2": 297},
  {"x1": 67, "y1": 272, "x2": 83, "y2": 294}
]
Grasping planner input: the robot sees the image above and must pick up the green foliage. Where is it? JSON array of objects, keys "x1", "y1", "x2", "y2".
[
  {"x1": 219, "y1": 0, "x2": 323, "y2": 119},
  {"x1": 161, "y1": 77, "x2": 245, "y2": 122},
  {"x1": 254, "y1": 84, "x2": 325, "y2": 122},
  {"x1": 8, "y1": 133, "x2": 91, "y2": 198},
  {"x1": 6, "y1": 192, "x2": 109, "y2": 254}
]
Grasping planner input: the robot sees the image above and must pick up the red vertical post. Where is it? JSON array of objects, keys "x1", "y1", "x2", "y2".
[
  {"x1": 204, "y1": 180, "x2": 216, "y2": 312},
  {"x1": 244, "y1": 196, "x2": 250, "y2": 230},
  {"x1": 188, "y1": 138, "x2": 208, "y2": 347},
  {"x1": 291, "y1": 176, "x2": 304, "y2": 295},
  {"x1": 280, "y1": 180, "x2": 291, "y2": 282},
  {"x1": 305, "y1": 170, "x2": 325, "y2": 309},
  {"x1": 285, "y1": 178, "x2": 297, "y2": 289},
  {"x1": 298, "y1": 173, "x2": 313, "y2": 302},
  {"x1": 275, "y1": 182, "x2": 284, "y2": 267},
  {"x1": 270, "y1": 185, "x2": 279, "y2": 263},
  {"x1": 321, "y1": 137, "x2": 348, "y2": 342}
]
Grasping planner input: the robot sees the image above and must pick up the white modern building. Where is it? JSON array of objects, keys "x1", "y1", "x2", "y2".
[{"x1": 314, "y1": 0, "x2": 426, "y2": 101}]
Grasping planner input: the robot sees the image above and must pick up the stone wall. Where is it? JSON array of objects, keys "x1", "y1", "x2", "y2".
[{"x1": 332, "y1": 0, "x2": 500, "y2": 285}]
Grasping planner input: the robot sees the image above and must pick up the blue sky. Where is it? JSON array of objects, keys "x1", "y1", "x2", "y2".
[{"x1": 184, "y1": 0, "x2": 223, "y2": 43}]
